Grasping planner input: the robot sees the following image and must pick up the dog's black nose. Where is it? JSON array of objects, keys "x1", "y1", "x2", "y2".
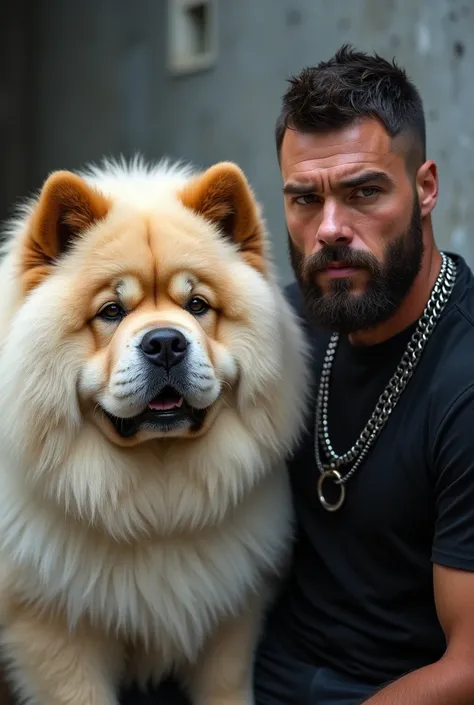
[{"x1": 140, "y1": 328, "x2": 188, "y2": 369}]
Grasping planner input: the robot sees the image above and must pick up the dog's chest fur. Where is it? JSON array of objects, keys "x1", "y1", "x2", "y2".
[{"x1": 0, "y1": 469, "x2": 291, "y2": 665}]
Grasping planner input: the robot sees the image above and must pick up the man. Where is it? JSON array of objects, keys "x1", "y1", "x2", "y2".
[{"x1": 251, "y1": 44, "x2": 474, "y2": 704}]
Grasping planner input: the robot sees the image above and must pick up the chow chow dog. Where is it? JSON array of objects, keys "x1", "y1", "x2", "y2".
[{"x1": 0, "y1": 157, "x2": 308, "y2": 704}]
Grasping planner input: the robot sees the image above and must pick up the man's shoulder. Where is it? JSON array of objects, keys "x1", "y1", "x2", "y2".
[
  {"x1": 450, "y1": 251, "x2": 474, "y2": 323},
  {"x1": 437, "y1": 252, "x2": 474, "y2": 360},
  {"x1": 425, "y1": 254, "x2": 474, "y2": 413}
]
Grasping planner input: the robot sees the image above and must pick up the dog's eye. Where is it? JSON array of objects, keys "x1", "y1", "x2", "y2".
[
  {"x1": 97, "y1": 302, "x2": 125, "y2": 321},
  {"x1": 185, "y1": 296, "x2": 210, "y2": 316}
]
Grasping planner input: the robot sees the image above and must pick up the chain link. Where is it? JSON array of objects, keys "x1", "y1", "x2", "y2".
[{"x1": 314, "y1": 252, "x2": 457, "y2": 487}]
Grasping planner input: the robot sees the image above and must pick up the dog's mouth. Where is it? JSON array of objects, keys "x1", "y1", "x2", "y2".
[{"x1": 101, "y1": 386, "x2": 208, "y2": 438}]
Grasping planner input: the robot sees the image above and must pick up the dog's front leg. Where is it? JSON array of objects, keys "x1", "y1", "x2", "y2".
[
  {"x1": 187, "y1": 595, "x2": 263, "y2": 705},
  {"x1": 1, "y1": 602, "x2": 123, "y2": 705}
]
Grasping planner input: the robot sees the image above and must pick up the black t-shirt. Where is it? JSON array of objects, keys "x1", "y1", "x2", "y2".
[{"x1": 268, "y1": 252, "x2": 474, "y2": 686}]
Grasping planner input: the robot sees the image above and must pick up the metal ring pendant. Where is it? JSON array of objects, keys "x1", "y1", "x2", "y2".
[{"x1": 317, "y1": 469, "x2": 345, "y2": 512}]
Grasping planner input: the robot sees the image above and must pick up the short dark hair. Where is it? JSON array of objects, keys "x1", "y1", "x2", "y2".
[{"x1": 275, "y1": 45, "x2": 426, "y2": 169}]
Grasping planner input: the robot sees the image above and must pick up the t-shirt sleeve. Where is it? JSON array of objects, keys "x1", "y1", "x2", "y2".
[{"x1": 431, "y1": 383, "x2": 474, "y2": 570}]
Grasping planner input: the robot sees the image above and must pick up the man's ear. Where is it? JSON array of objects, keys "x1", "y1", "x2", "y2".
[{"x1": 415, "y1": 160, "x2": 438, "y2": 219}]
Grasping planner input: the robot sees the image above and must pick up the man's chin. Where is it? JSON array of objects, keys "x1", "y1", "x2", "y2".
[{"x1": 301, "y1": 290, "x2": 389, "y2": 335}]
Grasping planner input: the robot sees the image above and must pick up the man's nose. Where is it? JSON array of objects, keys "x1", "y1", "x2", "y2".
[{"x1": 317, "y1": 200, "x2": 353, "y2": 247}]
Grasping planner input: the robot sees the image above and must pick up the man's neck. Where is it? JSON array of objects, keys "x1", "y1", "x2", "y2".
[{"x1": 348, "y1": 246, "x2": 442, "y2": 347}]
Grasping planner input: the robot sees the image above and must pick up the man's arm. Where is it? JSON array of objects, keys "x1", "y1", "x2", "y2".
[
  {"x1": 362, "y1": 564, "x2": 474, "y2": 704},
  {"x1": 363, "y1": 381, "x2": 474, "y2": 704}
]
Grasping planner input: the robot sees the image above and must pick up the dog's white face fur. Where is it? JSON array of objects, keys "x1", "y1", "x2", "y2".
[{"x1": 0, "y1": 158, "x2": 309, "y2": 702}]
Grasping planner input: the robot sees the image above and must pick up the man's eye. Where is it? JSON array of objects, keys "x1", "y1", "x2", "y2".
[
  {"x1": 355, "y1": 186, "x2": 381, "y2": 199},
  {"x1": 294, "y1": 194, "x2": 317, "y2": 205}
]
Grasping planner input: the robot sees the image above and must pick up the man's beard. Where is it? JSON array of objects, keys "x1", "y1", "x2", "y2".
[{"x1": 289, "y1": 201, "x2": 424, "y2": 335}]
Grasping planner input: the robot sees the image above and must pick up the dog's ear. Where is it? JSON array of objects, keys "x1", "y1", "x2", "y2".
[
  {"x1": 179, "y1": 162, "x2": 266, "y2": 275},
  {"x1": 21, "y1": 171, "x2": 110, "y2": 293}
]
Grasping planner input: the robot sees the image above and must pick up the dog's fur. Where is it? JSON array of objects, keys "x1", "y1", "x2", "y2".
[{"x1": 0, "y1": 157, "x2": 308, "y2": 705}]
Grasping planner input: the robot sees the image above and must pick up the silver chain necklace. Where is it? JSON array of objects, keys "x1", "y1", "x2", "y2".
[{"x1": 315, "y1": 252, "x2": 457, "y2": 512}]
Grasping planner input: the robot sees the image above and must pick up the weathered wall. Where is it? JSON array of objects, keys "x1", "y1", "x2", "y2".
[{"x1": 31, "y1": 0, "x2": 474, "y2": 284}]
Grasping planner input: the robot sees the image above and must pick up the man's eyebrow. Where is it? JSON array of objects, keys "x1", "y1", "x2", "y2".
[
  {"x1": 282, "y1": 170, "x2": 394, "y2": 195},
  {"x1": 282, "y1": 183, "x2": 316, "y2": 195},
  {"x1": 338, "y1": 170, "x2": 394, "y2": 189}
]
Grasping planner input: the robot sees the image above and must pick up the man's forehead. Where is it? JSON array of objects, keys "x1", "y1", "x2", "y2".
[{"x1": 280, "y1": 119, "x2": 400, "y2": 179}]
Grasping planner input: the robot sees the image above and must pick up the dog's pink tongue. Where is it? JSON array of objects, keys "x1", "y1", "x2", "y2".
[{"x1": 149, "y1": 396, "x2": 183, "y2": 411}]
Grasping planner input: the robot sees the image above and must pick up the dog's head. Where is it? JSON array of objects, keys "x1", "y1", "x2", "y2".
[{"x1": 1, "y1": 160, "x2": 302, "y2": 457}]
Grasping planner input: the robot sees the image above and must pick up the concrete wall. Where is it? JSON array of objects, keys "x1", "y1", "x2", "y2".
[{"x1": 32, "y1": 0, "x2": 474, "y2": 284}]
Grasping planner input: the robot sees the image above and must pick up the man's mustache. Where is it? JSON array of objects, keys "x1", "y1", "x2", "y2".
[{"x1": 302, "y1": 245, "x2": 381, "y2": 279}]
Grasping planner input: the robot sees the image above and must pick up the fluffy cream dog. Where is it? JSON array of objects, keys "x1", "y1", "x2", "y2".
[{"x1": 0, "y1": 157, "x2": 308, "y2": 705}]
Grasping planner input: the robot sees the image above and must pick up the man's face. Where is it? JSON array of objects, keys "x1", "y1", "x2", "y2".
[{"x1": 281, "y1": 118, "x2": 433, "y2": 334}]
